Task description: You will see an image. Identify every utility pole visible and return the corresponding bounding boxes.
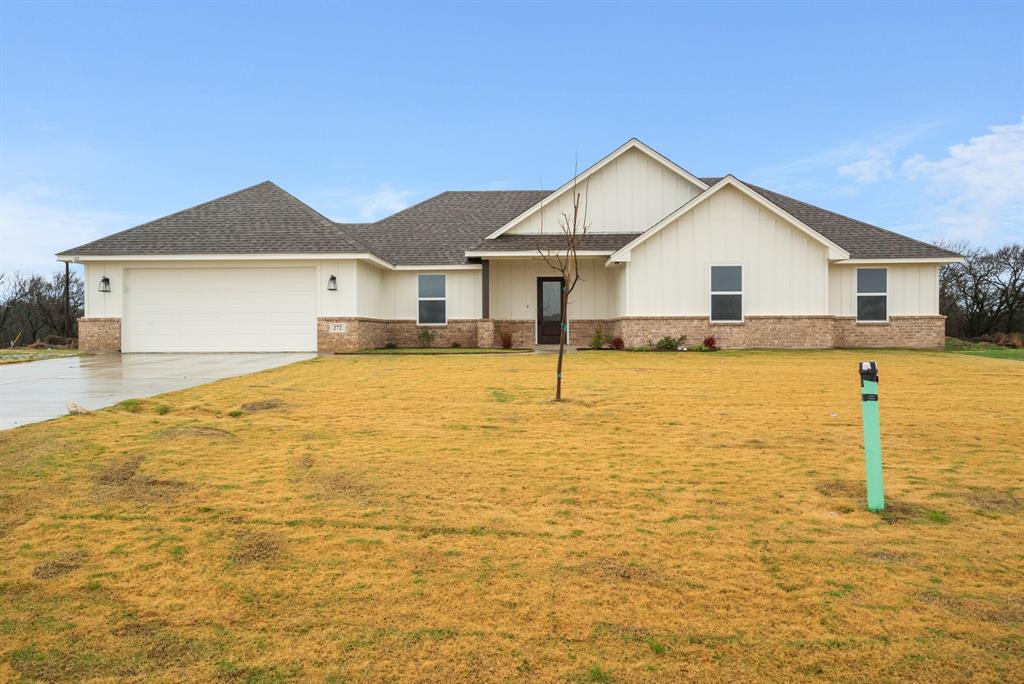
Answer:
[64,261,71,338]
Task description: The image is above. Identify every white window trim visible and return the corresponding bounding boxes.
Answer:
[855,267,888,324]
[417,273,447,326]
[710,264,744,324]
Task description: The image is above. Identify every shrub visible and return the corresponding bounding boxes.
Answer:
[977,332,1024,348]
[654,336,679,352]
[43,334,75,347]
[689,344,705,352]
[589,330,609,350]
[383,341,398,349]
[610,336,625,350]
[450,341,462,348]
[417,329,436,348]
[498,331,514,349]
[702,335,719,351]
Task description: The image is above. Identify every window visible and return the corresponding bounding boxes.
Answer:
[710,265,742,322]
[417,274,446,324]
[856,268,887,322]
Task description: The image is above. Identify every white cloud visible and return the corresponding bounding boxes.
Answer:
[0,183,138,274]
[838,153,893,184]
[309,183,416,223]
[902,121,1024,243]
[350,184,414,221]
[749,121,940,193]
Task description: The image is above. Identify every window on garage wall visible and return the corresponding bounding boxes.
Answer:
[417,274,446,325]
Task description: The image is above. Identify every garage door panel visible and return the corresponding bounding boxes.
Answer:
[123,267,317,352]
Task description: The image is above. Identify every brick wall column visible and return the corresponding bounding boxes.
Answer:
[78,318,121,352]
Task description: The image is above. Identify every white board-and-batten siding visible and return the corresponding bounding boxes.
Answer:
[508,148,703,234]
[828,263,939,317]
[366,268,481,320]
[487,258,618,320]
[623,186,829,316]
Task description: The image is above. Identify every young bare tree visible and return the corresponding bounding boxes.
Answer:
[537,169,590,401]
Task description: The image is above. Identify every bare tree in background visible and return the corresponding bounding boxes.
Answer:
[0,271,84,347]
[993,244,1024,333]
[938,240,1024,339]
[537,168,590,401]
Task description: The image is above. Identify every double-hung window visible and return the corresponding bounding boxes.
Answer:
[417,274,446,325]
[856,268,887,322]
[710,265,743,322]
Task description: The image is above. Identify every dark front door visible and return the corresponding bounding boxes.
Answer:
[537,277,563,344]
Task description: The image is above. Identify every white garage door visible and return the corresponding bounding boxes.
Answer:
[123,267,317,352]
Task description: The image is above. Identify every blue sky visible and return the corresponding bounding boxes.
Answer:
[2,0,1022,273]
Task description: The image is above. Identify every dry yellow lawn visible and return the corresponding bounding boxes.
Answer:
[1,350,1022,683]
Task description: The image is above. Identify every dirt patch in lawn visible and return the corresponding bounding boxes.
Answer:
[858,548,912,563]
[94,453,188,503]
[587,557,660,584]
[815,479,864,499]
[230,530,284,565]
[32,550,88,579]
[964,487,1021,513]
[155,425,236,441]
[239,399,286,412]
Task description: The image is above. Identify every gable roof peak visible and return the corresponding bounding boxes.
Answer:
[484,138,708,240]
[57,179,371,258]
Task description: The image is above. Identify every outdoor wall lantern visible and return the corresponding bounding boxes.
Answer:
[98,276,111,293]
[327,275,337,291]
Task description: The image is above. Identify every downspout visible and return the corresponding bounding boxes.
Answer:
[481,259,490,319]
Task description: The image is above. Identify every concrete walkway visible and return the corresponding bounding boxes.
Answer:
[0,353,315,430]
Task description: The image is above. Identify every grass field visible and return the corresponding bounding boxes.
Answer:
[1,350,1022,682]
[945,337,1024,361]
[0,348,78,365]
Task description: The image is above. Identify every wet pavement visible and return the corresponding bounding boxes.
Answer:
[0,353,315,430]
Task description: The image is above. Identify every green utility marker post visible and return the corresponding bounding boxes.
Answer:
[858,361,885,512]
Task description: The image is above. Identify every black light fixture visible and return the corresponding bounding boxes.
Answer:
[327,274,337,291]
[98,276,111,293]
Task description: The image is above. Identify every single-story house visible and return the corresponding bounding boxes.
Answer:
[58,139,960,353]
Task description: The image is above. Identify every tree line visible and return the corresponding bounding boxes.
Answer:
[939,242,1023,341]
[0,271,84,347]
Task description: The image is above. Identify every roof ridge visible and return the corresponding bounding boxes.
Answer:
[264,182,383,257]
[58,180,277,255]
[742,181,960,257]
[435,189,553,194]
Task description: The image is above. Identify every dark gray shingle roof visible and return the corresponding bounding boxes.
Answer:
[58,181,369,256]
[469,232,642,253]
[700,178,959,260]
[342,191,551,265]
[59,176,957,264]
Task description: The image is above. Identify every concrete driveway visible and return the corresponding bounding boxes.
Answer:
[0,353,315,430]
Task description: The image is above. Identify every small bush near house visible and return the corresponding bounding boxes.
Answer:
[589,330,609,349]
[703,335,719,351]
[976,332,1024,348]
[417,329,436,348]
[450,341,462,348]
[610,336,625,350]
[499,331,514,349]
[383,341,398,349]
[689,344,706,352]
[43,334,76,347]
[654,336,679,352]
